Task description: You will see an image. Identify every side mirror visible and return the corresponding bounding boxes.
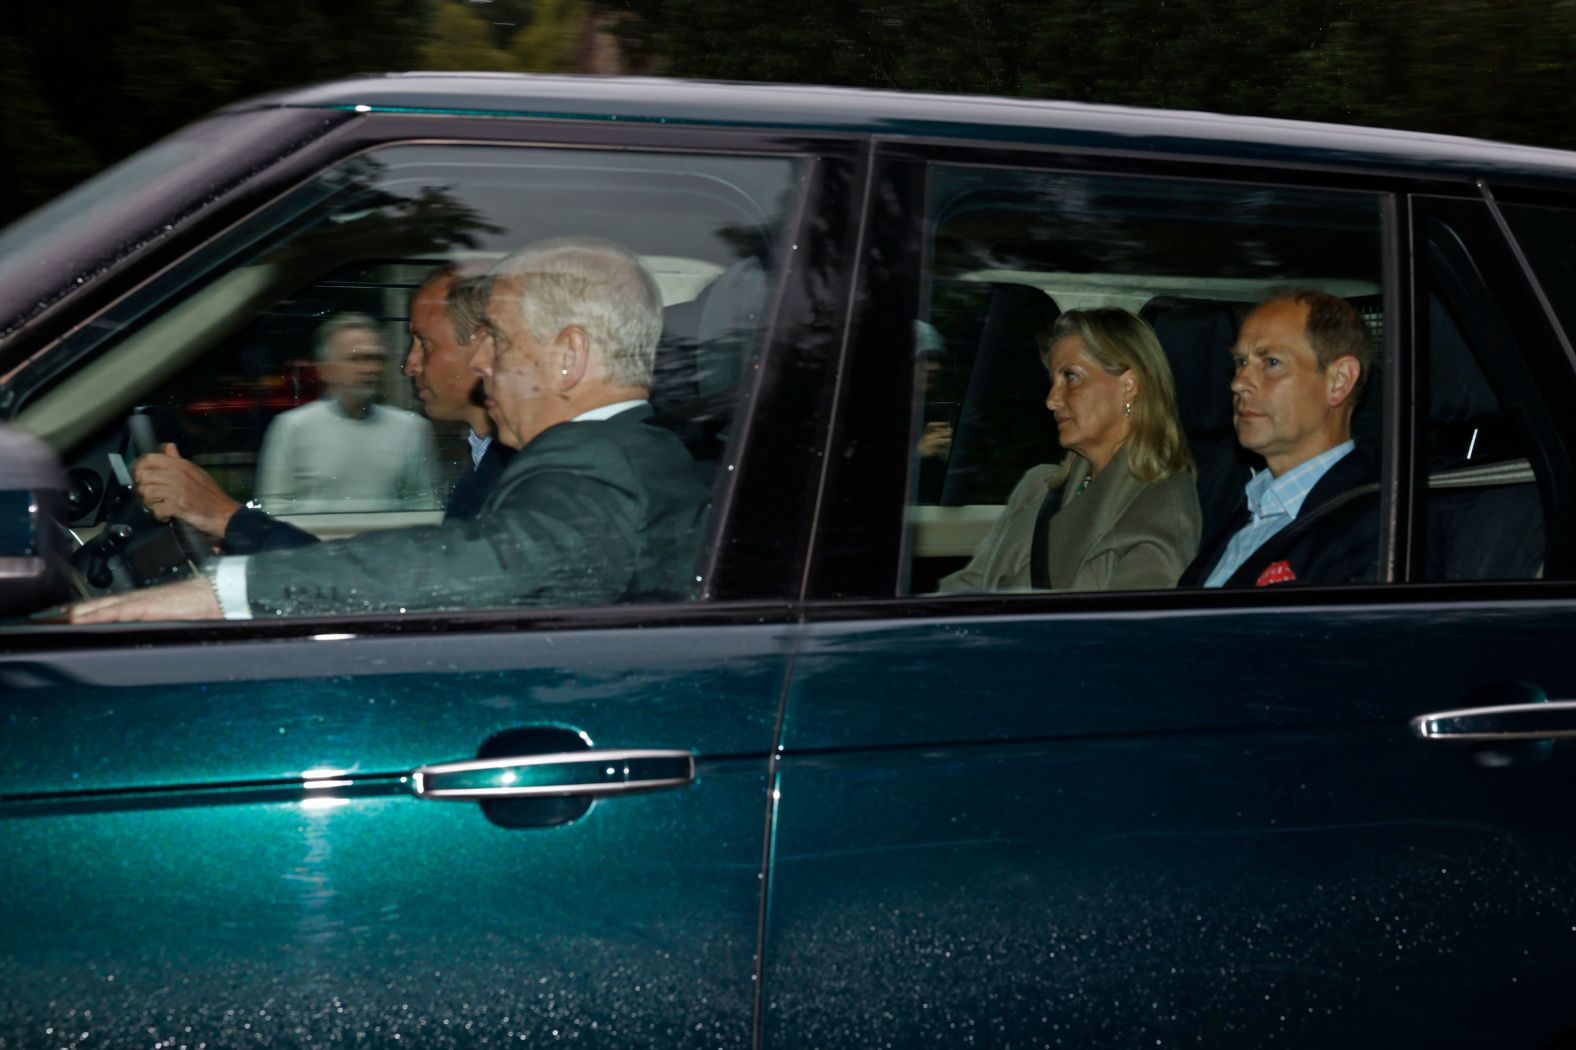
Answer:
[0,426,73,617]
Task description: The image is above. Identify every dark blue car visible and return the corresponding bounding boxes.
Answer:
[3,74,1576,1048]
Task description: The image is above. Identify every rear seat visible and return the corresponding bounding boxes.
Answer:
[1424,294,1544,580]
[929,280,1061,507]
[1147,299,1257,546]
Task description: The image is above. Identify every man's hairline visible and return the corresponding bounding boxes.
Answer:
[1238,299,1365,380]
[411,272,484,350]
[325,325,386,358]
[1260,294,1370,376]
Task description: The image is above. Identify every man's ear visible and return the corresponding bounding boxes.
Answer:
[1326,355,1361,407]
[555,325,591,390]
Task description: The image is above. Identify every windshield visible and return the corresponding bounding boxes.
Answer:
[0,107,347,344]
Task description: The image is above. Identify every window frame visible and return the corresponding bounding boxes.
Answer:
[1,113,872,643]
[804,136,1576,612]
[1406,191,1576,583]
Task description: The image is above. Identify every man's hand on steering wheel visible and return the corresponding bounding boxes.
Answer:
[133,443,241,545]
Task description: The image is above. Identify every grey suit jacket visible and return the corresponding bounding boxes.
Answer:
[939,446,1202,593]
[240,405,711,617]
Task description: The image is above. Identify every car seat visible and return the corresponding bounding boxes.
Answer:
[929,281,1061,507]
[1148,299,1258,547]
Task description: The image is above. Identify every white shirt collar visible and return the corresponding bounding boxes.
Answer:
[572,399,647,423]
[1245,440,1355,522]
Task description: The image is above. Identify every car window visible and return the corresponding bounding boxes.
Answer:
[905,164,1387,595]
[1501,201,1576,344]
[1419,205,1571,581]
[8,143,808,620]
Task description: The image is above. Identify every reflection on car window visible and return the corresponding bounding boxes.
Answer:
[0,110,324,338]
[1420,213,1554,582]
[1502,202,1576,347]
[906,165,1386,595]
[11,145,807,621]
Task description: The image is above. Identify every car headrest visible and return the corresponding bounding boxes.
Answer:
[652,295,705,410]
[933,280,1062,506]
[1429,294,1500,423]
[1152,303,1237,437]
[696,257,767,401]
[651,256,768,422]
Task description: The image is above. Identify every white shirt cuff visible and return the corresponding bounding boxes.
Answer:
[212,556,254,620]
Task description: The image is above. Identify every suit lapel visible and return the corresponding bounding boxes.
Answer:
[1221,445,1375,588]
[1044,450,1144,588]
[1181,487,1249,587]
[478,405,649,515]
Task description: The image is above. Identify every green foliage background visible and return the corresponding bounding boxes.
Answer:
[3,0,1574,225]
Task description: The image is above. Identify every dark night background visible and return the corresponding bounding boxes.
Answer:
[3,0,1575,225]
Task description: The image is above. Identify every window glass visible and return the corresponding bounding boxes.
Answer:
[1502,201,1576,344]
[1419,211,1553,581]
[908,165,1385,595]
[0,109,322,338]
[9,144,806,620]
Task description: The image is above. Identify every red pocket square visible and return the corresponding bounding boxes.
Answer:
[1255,560,1297,586]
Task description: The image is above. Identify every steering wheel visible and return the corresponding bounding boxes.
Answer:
[68,409,211,595]
[0,428,90,617]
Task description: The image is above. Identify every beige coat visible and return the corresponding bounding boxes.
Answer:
[938,446,1201,593]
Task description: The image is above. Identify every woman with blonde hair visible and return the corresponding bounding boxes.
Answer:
[940,307,1201,592]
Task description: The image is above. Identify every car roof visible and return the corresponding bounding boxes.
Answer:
[240,72,1576,186]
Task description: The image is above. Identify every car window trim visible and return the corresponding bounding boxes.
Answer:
[1412,191,1576,582]
[1478,179,1576,377]
[3,598,806,651]
[867,138,1490,197]
[796,580,1576,625]
[811,140,1411,605]
[4,118,870,619]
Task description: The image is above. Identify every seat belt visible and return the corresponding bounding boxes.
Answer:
[1029,486,1065,590]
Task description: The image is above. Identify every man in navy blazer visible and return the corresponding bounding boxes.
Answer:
[1182,289,1380,588]
[132,264,509,551]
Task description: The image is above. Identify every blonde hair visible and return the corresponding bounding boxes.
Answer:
[1042,308,1194,483]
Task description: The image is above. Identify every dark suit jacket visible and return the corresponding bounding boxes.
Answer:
[238,406,711,616]
[225,440,514,554]
[1181,445,1380,588]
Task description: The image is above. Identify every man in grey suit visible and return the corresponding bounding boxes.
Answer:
[72,237,712,622]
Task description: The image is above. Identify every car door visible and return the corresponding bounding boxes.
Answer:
[0,109,864,1048]
[762,143,1576,1047]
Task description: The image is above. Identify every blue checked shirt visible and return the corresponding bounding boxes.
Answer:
[466,428,493,470]
[1204,440,1355,587]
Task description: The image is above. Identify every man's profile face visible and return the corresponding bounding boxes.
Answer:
[1229,299,1346,475]
[322,327,387,404]
[404,277,479,424]
[470,275,559,450]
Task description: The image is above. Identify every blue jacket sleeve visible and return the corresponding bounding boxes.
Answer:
[223,507,321,555]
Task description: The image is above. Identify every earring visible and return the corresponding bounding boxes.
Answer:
[1123,401,1132,417]
[561,368,569,376]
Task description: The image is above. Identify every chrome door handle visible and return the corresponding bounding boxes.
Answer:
[1411,701,1576,741]
[411,749,694,801]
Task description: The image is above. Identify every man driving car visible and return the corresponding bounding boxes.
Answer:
[133,264,506,552]
[71,236,711,622]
